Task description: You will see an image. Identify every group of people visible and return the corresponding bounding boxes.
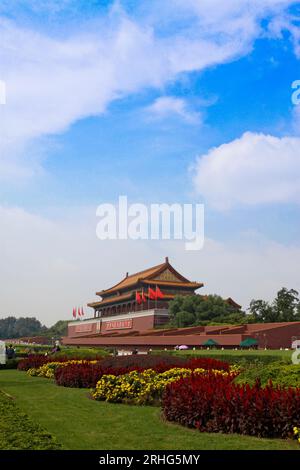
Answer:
[45,341,61,356]
[6,344,16,360]
[5,341,61,360]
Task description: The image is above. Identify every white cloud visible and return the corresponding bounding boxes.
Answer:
[268,10,300,57]
[0,204,299,325]
[193,132,300,210]
[146,96,201,124]
[0,1,298,180]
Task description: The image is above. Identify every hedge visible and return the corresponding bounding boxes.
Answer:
[0,391,61,450]
[235,363,300,388]
[158,351,287,365]
[0,359,20,370]
[98,354,229,370]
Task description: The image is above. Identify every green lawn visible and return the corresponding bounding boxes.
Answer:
[0,370,298,450]
[155,349,293,364]
[157,349,292,358]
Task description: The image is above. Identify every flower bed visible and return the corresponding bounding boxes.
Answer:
[54,362,138,388]
[293,426,300,444]
[54,355,230,388]
[93,367,234,405]
[27,360,98,379]
[18,354,102,371]
[162,374,300,439]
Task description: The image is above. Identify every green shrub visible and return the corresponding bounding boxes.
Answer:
[54,347,109,359]
[155,351,286,365]
[235,363,300,388]
[0,359,20,370]
[0,391,61,450]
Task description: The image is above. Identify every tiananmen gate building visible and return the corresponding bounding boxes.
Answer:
[63,258,300,352]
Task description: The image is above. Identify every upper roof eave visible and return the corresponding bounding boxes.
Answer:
[95,258,199,297]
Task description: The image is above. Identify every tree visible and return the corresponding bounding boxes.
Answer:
[274,288,300,322]
[248,299,275,323]
[45,320,68,338]
[0,316,46,339]
[0,317,68,339]
[248,288,300,323]
[173,311,196,327]
[169,294,246,327]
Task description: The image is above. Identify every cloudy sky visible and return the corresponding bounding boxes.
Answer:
[0,0,300,325]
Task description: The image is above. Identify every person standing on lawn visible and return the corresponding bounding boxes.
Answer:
[6,344,16,360]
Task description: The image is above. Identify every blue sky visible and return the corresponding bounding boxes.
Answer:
[1,1,300,324]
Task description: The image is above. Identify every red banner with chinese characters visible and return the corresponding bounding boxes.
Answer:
[75,323,93,333]
[105,319,133,330]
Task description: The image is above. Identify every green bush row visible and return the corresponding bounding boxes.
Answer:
[53,347,109,359]
[0,391,61,450]
[155,351,287,365]
[235,363,300,388]
[0,359,20,370]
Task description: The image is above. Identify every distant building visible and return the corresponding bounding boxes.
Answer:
[87,257,203,320]
[64,258,272,352]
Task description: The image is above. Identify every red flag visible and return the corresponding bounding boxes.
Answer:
[136,291,142,305]
[81,307,85,316]
[141,291,147,303]
[156,286,164,299]
[77,307,81,317]
[148,287,157,300]
[72,307,76,318]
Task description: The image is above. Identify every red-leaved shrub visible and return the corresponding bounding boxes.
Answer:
[163,373,300,438]
[185,357,230,372]
[18,355,65,371]
[98,354,229,372]
[54,363,141,388]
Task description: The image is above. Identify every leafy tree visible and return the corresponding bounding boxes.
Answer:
[274,288,300,322]
[248,300,276,323]
[45,320,68,338]
[0,317,68,339]
[173,311,196,327]
[248,288,300,323]
[169,294,246,327]
[0,317,46,339]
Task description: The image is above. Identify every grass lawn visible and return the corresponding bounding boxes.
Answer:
[158,349,292,357]
[0,370,298,450]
